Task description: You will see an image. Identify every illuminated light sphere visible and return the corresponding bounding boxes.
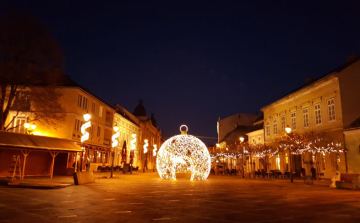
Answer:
[156,125,211,181]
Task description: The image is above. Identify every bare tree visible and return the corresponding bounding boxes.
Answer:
[0,10,65,131]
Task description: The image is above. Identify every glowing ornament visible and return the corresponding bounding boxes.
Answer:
[156,125,211,181]
[144,139,149,153]
[153,144,157,156]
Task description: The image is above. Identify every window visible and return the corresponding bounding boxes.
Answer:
[303,108,309,128]
[92,102,96,113]
[77,94,88,109]
[291,112,296,130]
[82,97,88,109]
[327,98,335,121]
[74,119,81,132]
[252,137,256,143]
[266,121,270,136]
[99,105,103,117]
[314,103,322,125]
[257,136,261,143]
[77,94,83,107]
[12,117,26,134]
[97,126,101,137]
[281,116,285,133]
[273,118,278,135]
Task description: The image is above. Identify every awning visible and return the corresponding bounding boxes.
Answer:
[0,131,82,152]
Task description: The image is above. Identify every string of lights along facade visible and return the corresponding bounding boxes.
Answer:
[261,56,360,178]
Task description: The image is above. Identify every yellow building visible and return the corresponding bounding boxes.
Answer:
[6,78,116,173]
[261,57,360,178]
[113,105,141,168]
[133,100,162,171]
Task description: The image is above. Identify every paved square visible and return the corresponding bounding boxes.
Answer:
[1,173,360,222]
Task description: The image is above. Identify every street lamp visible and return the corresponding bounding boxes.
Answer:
[111,124,120,178]
[284,125,294,182]
[239,137,245,178]
[143,139,148,172]
[24,122,36,134]
[285,125,292,134]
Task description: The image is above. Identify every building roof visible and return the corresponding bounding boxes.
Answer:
[0,131,82,152]
[344,116,360,130]
[262,57,360,111]
[220,125,253,144]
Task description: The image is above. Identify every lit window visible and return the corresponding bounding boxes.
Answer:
[327,98,336,121]
[303,108,309,128]
[291,112,296,130]
[314,103,322,125]
[281,116,285,133]
[266,121,270,136]
[12,117,26,134]
[74,119,81,132]
[273,118,278,135]
[99,106,103,117]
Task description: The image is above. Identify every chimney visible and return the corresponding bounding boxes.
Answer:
[346,54,360,63]
[305,77,316,85]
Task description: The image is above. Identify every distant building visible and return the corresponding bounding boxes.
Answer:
[217,113,262,148]
[133,100,162,170]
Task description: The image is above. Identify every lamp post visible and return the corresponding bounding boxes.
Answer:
[111,125,119,178]
[153,144,157,172]
[240,137,245,178]
[143,139,148,173]
[80,112,91,172]
[284,125,294,182]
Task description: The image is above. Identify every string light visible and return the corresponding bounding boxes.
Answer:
[153,144,157,156]
[131,134,137,150]
[144,139,148,153]
[156,125,211,181]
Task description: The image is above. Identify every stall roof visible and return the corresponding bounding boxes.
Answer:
[0,131,82,152]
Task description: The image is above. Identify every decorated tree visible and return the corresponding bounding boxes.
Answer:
[0,10,65,131]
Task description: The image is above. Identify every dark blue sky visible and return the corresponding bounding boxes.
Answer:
[3,1,360,144]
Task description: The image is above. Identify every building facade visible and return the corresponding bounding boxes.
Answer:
[261,57,360,178]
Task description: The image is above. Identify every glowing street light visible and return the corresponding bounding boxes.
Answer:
[240,137,244,142]
[285,125,292,134]
[24,122,36,134]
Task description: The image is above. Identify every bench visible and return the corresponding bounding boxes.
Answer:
[330,172,360,189]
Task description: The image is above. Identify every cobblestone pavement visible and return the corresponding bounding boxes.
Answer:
[1,172,360,223]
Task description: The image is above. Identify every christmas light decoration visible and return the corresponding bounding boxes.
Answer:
[112,126,120,147]
[131,134,137,150]
[153,144,157,156]
[156,125,211,181]
[81,113,91,143]
[144,139,148,153]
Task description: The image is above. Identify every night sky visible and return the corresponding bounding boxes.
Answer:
[3,1,360,144]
